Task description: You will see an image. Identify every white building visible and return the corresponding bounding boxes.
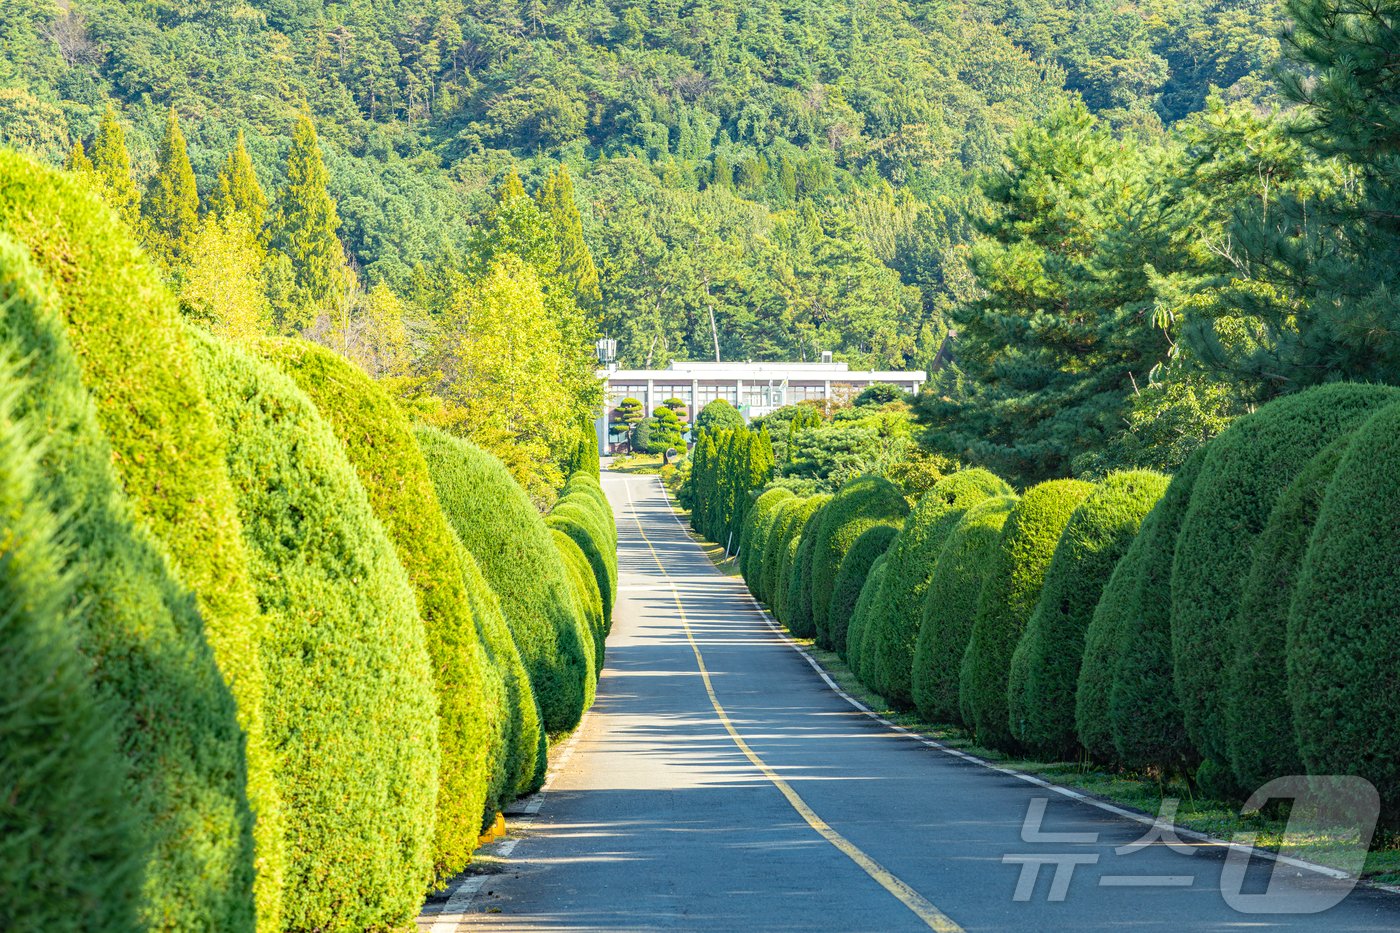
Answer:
[597,360,927,453]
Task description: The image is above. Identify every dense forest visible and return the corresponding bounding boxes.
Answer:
[0,0,1395,483]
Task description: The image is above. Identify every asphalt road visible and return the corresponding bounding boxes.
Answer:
[420,470,1400,932]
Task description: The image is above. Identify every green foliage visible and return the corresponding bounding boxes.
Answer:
[1074,533,1144,763]
[1106,447,1207,772]
[785,502,829,638]
[760,496,808,613]
[554,529,605,679]
[254,337,496,884]
[0,325,141,932]
[911,495,1017,725]
[862,468,1013,706]
[740,487,795,597]
[1289,400,1400,820]
[417,425,595,733]
[535,163,600,306]
[846,554,891,681]
[268,113,346,328]
[832,524,898,666]
[809,474,910,651]
[85,104,139,229]
[211,130,268,230]
[141,109,199,270]
[195,331,439,933]
[548,495,618,629]
[0,154,274,931]
[1007,471,1169,759]
[960,479,1094,751]
[775,495,830,628]
[1226,438,1349,792]
[1170,383,1398,774]
[695,399,744,434]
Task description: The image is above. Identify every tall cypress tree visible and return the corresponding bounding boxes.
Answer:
[212,130,268,232]
[268,113,346,329]
[535,163,601,306]
[87,104,140,229]
[65,140,93,174]
[143,107,200,269]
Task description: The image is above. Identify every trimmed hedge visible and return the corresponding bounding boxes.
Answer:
[0,175,264,928]
[1074,530,1143,762]
[0,340,142,933]
[1105,448,1206,773]
[453,534,543,799]
[740,487,795,599]
[960,479,1093,751]
[554,528,605,678]
[810,474,910,650]
[1225,438,1350,791]
[775,495,830,626]
[1171,383,1398,773]
[254,337,496,883]
[831,524,899,666]
[548,495,617,628]
[847,555,891,682]
[785,501,829,638]
[1008,471,1168,759]
[417,425,595,733]
[911,495,1017,724]
[862,469,1012,706]
[761,497,808,614]
[562,473,615,546]
[194,332,439,933]
[1289,399,1400,819]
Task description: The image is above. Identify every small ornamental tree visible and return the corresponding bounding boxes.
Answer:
[960,479,1094,751]
[630,417,654,455]
[862,469,1013,706]
[651,406,685,452]
[1007,471,1169,759]
[912,495,1018,724]
[695,398,744,434]
[613,397,645,438]
[809,474,910,651]
[831,524,897,668]
[194,331,439,933]
[1289,400,1400,821]
[1171,383,1398,779]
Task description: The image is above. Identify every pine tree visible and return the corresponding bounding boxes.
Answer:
[268,113,347,329]
[477,165,557,277]
[65,139,93,174]
[212,130,268,232]
[87,104,140,229]
[143,107,200,269]
[536,163,601,306]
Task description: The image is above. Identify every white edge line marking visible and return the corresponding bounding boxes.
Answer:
[647,474,1400,897]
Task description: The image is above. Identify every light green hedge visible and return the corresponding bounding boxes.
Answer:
[1008,471,1168,759]
[784,502,829,638]
[741,487,795,601]
[810,475,909,651]
[775,496,829,628]
[760,497,806,611]
[195,332,439,933]
[255,337,497,883]
[911,495,1017,725]
[831,524,898,667]
[862,469,1012,706]
[960,479,1093,752]
[554,528,605,679]
[417,425,595,733]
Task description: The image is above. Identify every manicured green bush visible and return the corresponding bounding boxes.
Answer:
[0,177,264,928]
[911,495,1017,724]
[548,499,617,628]
[695,398,745,434]
[1106,448,1206,773]
[1008,471,1168,759]
[1171,383,1398,775]
[862,469,1013,706]
[785,501,830,638]
[417,425,596,733]
[761,497,807,613]
[847,555,891,682]
[831,524,899,664]
[1074,531,1142,763]
[562,472,615,546]
[1225,438,1350,791]
[453,534,543,800]
[742,487,796,600]
[0,341,142,933]
[773,495,830,625]
[554,528,605,677]
[254,337,497,884]
[194,332,439,933]
[1289,399,1400,820]
[960,479,1094,751]
[810,474,910,650]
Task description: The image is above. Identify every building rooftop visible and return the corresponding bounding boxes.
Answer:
[601,360,926,382]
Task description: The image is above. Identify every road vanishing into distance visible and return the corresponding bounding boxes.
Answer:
[419,471,1400,932]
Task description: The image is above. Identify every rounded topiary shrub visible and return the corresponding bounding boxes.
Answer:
[554,528,605,678]
[1106,448,1206,773]
[960,479,1094,752]
[740,487,795,599]
[1008,471,1169,759]
[830,524,899,665]
[1074,531,1143,763]
[561,473,615,546]
[255,336,497,884]
[847,555,892,683]
[0,343,143,933]
[453,534,543,800]
[862,469,1013,706]
[785,501,830,638]
[1171,383,1398,774]
[761,497,808,615]
[775,495,829,627]
[911,495,1017,725]
[417,425,595,733]
[548,496,616,629]
[194,332,439,933]
[1288,400,1400,821]
[1225,437,1351,792]
[1,152,275,929]
[810,475,910,651]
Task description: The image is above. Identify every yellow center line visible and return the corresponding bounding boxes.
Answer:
[622,477,965,933]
